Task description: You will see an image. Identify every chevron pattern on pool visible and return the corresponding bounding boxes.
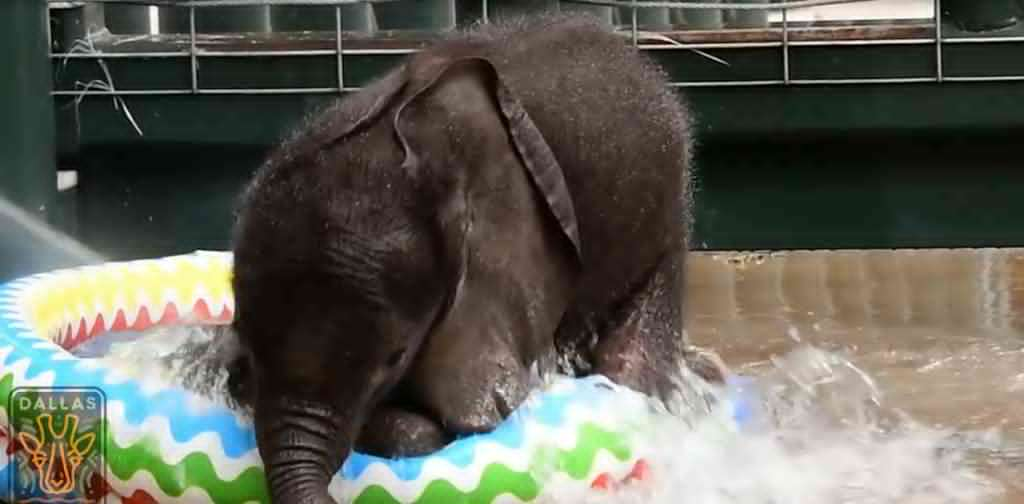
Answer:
[0,251,652,503]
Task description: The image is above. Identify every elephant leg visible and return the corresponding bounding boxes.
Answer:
[591,250,727,402]
[354,406,453,458]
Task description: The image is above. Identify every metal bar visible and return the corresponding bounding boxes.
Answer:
[557,0,877,7]
[195,87,342,93]
[50,48,422,59]
[943,75,1024,82]
[935,0,943,82]
[482,0,488,24]
[53,88,344,95]
[189,5,198,93]
[204,47,419,56]
[342,4,350,93]
[631,1,639,47]
[340,48,419,55]
[786,77,939,84]
[52,89,194,95]
[46,0,405,6]
[781,5,789,84]
[787,38,937,47]
[639,41,784,49]
[49,48,419,58]
[944,35,1024,43]
[672,76,947,86]
[51,51,190,58]
[46,0,875,9]
[669,80,785,87]
[196,49,340,56]
[45,5,54,56]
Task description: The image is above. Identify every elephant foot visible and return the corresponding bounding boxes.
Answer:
[354,406,454,458]
[592,250,727,405]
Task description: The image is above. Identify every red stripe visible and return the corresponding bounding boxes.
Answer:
[71,317,89,348]
[121,489,158,504]
[130,306,152,331]
[89,313,107,338]
[625,458,651,482]
[217,306,234,322]
[85,470,114,501]
[192,299,212,322]
[591,472,617,491]
[110,309,128,332]
[157,302,179,326]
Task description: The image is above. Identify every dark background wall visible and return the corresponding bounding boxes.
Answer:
[6,1,1024,282]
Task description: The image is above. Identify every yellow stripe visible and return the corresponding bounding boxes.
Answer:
[16,253,235,343]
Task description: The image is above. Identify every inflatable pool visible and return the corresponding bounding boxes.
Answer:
[0,251,751,503]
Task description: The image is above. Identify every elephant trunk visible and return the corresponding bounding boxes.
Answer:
[256,397,356,504]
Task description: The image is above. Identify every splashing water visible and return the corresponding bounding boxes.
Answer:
[554,344,1006,504]
[72,327,1011,504]
[73,323,245,411]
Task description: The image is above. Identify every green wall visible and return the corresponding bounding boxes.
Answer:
[6,2,1024,282]
[1,0,56,214]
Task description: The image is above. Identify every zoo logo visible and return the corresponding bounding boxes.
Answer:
[7,387,107,503]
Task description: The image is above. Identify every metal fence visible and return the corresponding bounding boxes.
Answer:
[46,0,1024,98]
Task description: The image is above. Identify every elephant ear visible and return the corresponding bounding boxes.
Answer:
[392,56,583,266]
[322,67,409,144]
[287,66,410,164]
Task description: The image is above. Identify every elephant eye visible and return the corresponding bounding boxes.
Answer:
[385,348,406,367]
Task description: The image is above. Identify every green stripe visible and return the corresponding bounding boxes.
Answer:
[105,430,270,503]
[354,422,635,504]
[355,464,539,504]
[0,372,14,410]
[532,423,633,479]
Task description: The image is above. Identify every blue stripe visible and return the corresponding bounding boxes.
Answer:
[0,460,12,498]
[341,377,604,481]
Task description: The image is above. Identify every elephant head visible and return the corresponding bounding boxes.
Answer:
[229,54,582,504]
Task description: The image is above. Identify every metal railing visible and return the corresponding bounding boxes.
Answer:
[46,0,1024,97]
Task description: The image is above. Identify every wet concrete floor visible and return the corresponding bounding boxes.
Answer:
[685,248,1024,501]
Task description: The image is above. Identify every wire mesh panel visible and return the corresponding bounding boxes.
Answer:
[45,0,1024,98]
[36,0,1024,255]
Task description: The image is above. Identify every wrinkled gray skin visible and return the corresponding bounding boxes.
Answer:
[227,12,725,504]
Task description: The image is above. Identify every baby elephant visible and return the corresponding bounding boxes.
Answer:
[228,12,724,504]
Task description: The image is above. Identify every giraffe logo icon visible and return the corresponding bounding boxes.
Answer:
[8,388,106,503]
[18,413,96,495]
